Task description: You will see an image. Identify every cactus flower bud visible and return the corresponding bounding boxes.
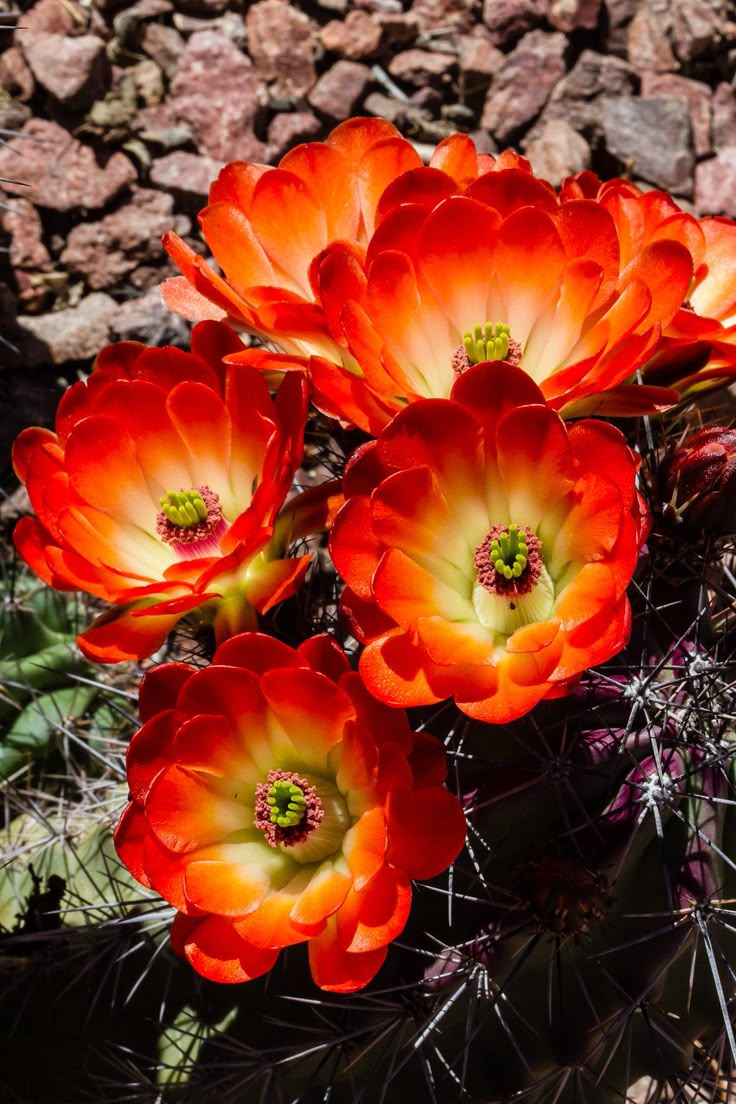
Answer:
[661,427,736,536]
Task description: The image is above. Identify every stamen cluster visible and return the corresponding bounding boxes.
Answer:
[254,769,323,847]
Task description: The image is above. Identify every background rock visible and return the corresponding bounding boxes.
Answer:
[0,0,735,453]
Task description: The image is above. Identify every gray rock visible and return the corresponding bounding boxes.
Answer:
[640,72,712,157]
[17,292,118,365]
[109,285,191,347]
[481,30,567,144]
[134,103,193,148]
[531,49,636,140]
[308,60,373,119]
[694,148,736,218]
[602,96,694,195]
[0,119,137,212]
[522,118,592,185]
[170,30,265,162]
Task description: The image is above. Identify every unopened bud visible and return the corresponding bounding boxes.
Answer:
[660,426,736,536]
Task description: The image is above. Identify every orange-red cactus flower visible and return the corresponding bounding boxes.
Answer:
[330,363,648,724]
[162,118,496,352]
[161,118,518,375]
[560,173,736,405]
[12,321,336,663]
[298,165,695,430]
[114,632,466,992]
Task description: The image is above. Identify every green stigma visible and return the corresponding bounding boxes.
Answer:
[159,489,208,529]
[266,779,307,828]
[489,524,529,580]
[463,322,511,365]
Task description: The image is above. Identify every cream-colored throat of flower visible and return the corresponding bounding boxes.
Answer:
[472,523,555,637]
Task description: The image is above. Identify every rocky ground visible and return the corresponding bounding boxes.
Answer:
[0,0,734,485]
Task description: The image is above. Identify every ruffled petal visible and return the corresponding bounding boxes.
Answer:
[308,916,388,992]
[173,913,280,984]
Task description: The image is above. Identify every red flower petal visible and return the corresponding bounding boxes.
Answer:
[336,864,412,954]
[308,917,388,993]
[113,803,151,888]
[138,662,193,723]
[173,913,280,984]
[146,764,253,852]
[342,806,387,891]
[386,784,466,880]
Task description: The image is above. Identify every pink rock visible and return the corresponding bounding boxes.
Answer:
[60,188,180,290]
[17,0,76,35]
[712,82,736,149]
[246,0,317,101]
[626,6,676,72]
[0,47,34,101]
[0,197,51,270]
[0,120,137,212]
[141,22,186,78]
[21,32,109,110]
[308,60,372,119]
[481,30,567,143]
[640,72,711,157]
[523,118,591,185]
[458,27,504,92]
[604,0,638,51]
[547,0,601,31]
[388,48,457,87]
[149,150,225,200]
[411,0,476,32]
[320,10,383,60]
[267,111,322,158]
[377,12,420,45]
[481,0,547,48]
[670,0,728,63]
[694,148,736,218]
[169,30,265,162]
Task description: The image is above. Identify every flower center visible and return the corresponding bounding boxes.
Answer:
[472,523,555,636]
[254,770,323,848]
[155,485,228,559]
[160,488,209,528]
[451,321,523,376]
[475,524,541,594]
[466,321,511,364]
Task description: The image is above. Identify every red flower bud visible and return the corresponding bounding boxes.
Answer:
[660,426,736,536]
